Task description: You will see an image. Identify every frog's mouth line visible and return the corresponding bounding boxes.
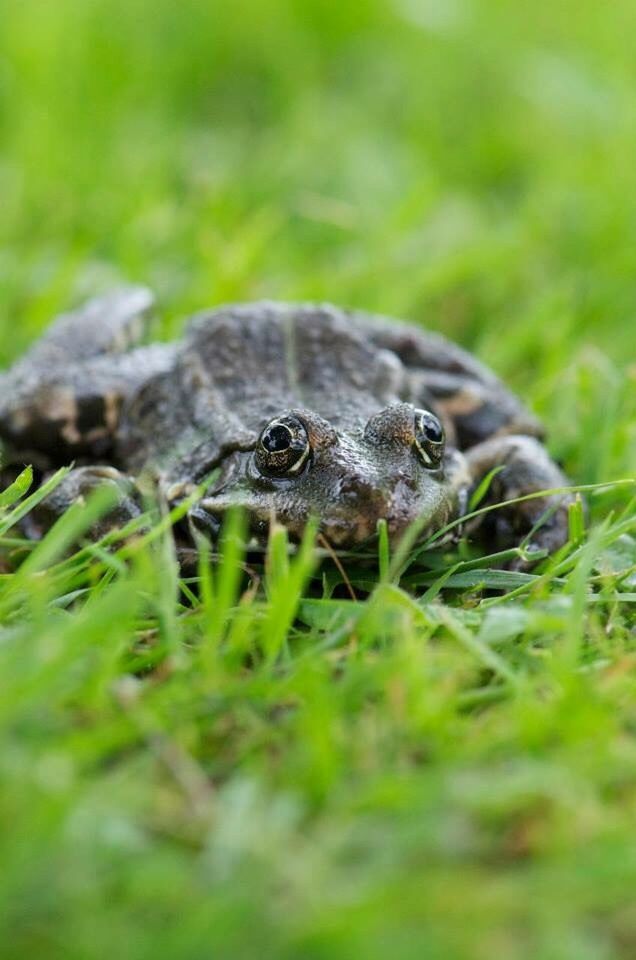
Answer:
[190,494,464,555]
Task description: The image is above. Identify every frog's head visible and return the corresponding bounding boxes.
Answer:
[191,403,468,549]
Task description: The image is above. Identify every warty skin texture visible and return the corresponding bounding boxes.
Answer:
[0,289,571,556]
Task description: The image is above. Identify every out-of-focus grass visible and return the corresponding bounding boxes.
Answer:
[0,1,635,957]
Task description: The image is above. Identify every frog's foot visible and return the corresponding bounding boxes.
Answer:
[465,435,574,565]
[24,466,144,541]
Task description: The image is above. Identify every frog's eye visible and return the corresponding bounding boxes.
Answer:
[414,409,445,468]
[256,416,311,477]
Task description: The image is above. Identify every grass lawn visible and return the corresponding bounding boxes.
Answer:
[1,1,635,957]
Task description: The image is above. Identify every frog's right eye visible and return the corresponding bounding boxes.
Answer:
[256,416,311,477]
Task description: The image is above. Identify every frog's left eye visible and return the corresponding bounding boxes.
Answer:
[414,409,445,468]
[256,415,311,477]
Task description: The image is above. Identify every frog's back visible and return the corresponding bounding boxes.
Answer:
[1,291,541,484]
[119,299,541,474]
[117,302,406,478]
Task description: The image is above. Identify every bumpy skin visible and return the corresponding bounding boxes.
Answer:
[0,288,572,556]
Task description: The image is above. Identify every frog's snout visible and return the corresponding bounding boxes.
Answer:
[337,473,384,505]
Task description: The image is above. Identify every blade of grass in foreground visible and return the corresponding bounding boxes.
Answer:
[196,507,248,665]
[0,466,33,509]
[388,478,636,584]
[0,466,71,537]
[261,520,317,666]
[436,605,520,689]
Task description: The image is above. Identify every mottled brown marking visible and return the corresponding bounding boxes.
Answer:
[46,388,82,444]
[103,392,121,431]
[436,388,483,418]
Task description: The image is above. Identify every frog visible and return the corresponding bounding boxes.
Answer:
[0,287,572,559]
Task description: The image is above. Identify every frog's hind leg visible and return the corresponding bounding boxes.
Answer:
[465,435,574,564]
[0,287,175,461]
[358,317,544,449]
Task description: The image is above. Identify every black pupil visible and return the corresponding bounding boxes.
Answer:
[423,417,443,443]
[262,423,293,453]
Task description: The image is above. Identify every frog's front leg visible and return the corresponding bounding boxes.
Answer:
[24,466,144,541]
[465,435,574,561]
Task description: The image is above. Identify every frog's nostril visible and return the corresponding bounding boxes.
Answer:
[338,475,378,502]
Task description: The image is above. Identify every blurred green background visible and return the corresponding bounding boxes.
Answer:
[1,1,635,958]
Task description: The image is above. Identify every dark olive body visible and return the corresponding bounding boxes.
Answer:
[0,288,572,556]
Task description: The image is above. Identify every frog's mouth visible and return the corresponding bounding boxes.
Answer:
[188,497,463,556]
[190,469,463,552]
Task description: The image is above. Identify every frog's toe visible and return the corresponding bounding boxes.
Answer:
[492,500,570,570]
[187,504,222,543]
[25,466,143,541]
[516,507,571,568]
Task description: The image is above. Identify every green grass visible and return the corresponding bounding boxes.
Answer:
[1,1,635,956]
